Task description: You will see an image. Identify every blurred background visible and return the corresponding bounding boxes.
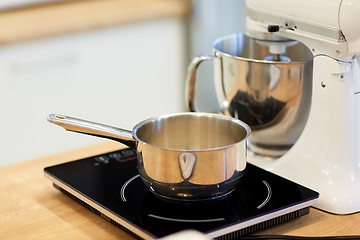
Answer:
[0,0,245,166]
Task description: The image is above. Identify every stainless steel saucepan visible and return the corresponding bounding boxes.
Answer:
[48,113,250,201]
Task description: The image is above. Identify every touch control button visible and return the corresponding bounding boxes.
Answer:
[121,149,136,157]
[94,155,109,164]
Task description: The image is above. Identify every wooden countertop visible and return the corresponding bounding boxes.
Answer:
[0,0,191,46]
[1,141,360,239]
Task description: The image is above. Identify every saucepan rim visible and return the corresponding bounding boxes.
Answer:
[132,112,251,152]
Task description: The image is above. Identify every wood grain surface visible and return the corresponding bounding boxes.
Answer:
[1,141,360,239]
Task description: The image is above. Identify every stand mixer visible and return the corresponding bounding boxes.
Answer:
[245,0,360,214]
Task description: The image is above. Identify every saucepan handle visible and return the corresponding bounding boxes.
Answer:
[47,114,136,149]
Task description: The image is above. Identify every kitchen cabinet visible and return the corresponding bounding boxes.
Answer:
[0,0,190,166]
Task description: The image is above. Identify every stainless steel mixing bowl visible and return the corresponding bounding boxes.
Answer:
[186,33,313,157]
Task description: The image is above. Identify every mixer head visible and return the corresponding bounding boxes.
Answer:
[245,0,360,61]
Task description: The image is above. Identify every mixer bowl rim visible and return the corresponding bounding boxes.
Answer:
[212,32,313,64]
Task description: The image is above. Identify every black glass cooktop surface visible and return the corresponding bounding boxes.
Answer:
[44,148,319,240]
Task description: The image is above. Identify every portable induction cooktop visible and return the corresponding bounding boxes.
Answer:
[44,148,319,240]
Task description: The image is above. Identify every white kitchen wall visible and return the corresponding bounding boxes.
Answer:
[189,0,246,112]
[0,18,186,166]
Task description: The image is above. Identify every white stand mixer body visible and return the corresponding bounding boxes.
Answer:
[246,0,360,214]
[250,56,360,214]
